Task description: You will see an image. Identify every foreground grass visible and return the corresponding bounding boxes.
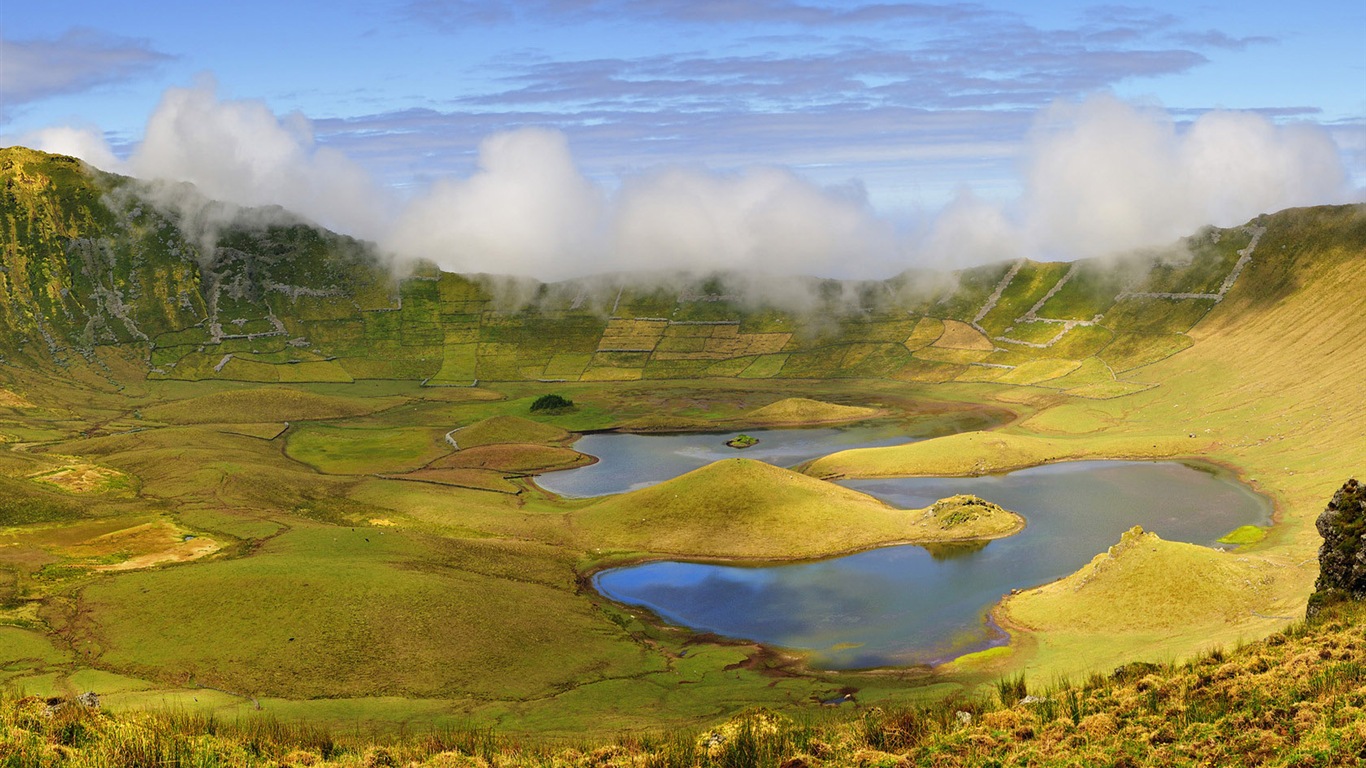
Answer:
[7,602,1366,766]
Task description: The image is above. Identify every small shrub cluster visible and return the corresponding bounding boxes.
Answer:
[528,394,573,414]
[726,434,759,449]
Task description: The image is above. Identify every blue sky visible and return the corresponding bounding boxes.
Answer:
[1,1,1363,277]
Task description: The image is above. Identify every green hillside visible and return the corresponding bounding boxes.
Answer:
[0,146,1287,398]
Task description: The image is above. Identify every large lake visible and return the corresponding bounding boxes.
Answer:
[570,431,1272,669]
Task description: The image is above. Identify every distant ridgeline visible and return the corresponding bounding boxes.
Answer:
[0,146,1353,396]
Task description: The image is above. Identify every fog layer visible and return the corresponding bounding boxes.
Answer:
[15,81,1356,281]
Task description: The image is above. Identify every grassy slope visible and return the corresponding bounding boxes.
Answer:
[427,443,591,473]
[284,423,451,475]
[572,459,1023,559]
[1006,206,1366,677]
[994,527,1282,677]
[805,430,1203,478]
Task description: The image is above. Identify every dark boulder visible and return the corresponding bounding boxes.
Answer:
[1308,478,1366,618]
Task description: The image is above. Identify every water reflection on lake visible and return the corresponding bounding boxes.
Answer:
[594,460,1271,669]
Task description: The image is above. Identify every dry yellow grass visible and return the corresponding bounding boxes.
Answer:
[1064,380,1155,399]
[0,388,34,408]
[27,462,132,495]
[98,536,220,571]
[954,365,1009,384]
[932,319,995,350]
[579,367,643,381]
[388,468,521,493]
[428,443,590,473]
[1004,526,1275,633]
[59,520,221,571]
[902,317,944,351]
[997,358,1081,385]
[206,422,290,440]
[451,415,570,448]
[614,415,715,431]
[142,388,392,424]
[740,397,881,425]
[913,347,992,364]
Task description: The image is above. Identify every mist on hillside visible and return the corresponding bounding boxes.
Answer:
[14,80,1356,308]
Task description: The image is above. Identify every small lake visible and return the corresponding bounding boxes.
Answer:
[537,425,916,498]
[593,459,1271,669]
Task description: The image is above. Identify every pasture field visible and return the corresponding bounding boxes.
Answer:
[139,387,397,425]
[285,423,452,475]
[426,443,592,473]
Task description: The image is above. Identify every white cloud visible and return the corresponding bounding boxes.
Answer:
[18,82,1354,286]
[129,77,390,239]
[920,189,1022,266]
[608,166,897,277]
[386,128,605,280]
[386,129,897,280]
[8,125,121,171]
[931,94,1353,264]
[1180,111,1351,224]
[0,29,170,112]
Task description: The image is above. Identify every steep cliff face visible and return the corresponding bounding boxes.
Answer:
[1309,478,1366,617]
[0,146,395,379]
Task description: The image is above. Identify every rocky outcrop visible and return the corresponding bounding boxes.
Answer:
[1308,478,1366,618]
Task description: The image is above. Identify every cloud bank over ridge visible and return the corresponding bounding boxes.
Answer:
[15,80,1357,282]
[926,96,1353,265]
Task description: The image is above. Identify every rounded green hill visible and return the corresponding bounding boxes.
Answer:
[573,458,1022,559]
[741,397,881,425]
[451,415,571,448]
